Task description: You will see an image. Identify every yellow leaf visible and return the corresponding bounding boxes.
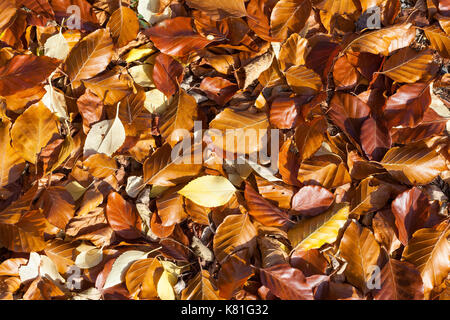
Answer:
[124,47,155,63]
[0,120,25,187]
[44,31,69,61]
[178,175,236,207]
[288,203,350,251]
[144,89,168,114]
[75,246,103,269]
[157,270,176,300]
[107,6,140,48]
[65,181,86,201]
[11,102,59,164]
[129,64,154,87]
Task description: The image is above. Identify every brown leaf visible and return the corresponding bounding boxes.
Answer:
[217,252,253,299]
[278,139,301,186]
[381,48,436,83]
[246,0,274,42]
[350,177,391,216]
[182,269,223,300]
[373,209,402,255]
[270,95,302,129]
[279,33,309,71]
[37,186,75,230]
[402,220,450,298]
[235,50,275,89]
[0,0,16,33]
[0,55,59,96]
[107,6,139,48]
[0,120,25,188]
[143,143,202,187]
[0,210,47,252]
[328,93,371,145]
[392,187,430,245]
[11,102,59,164]
[254,175,294,210]
[150,211,175,238]
[64,28,114,84]
[209,108,269,155]
[270,0,312,41]
[290,249,328,277]
[291,185,334,217]
[200,77,238,106]
[65,208,108,237]
[106,192,141,239]
[380,141,447,185]
[153,53,184,97]
[333,55,359,90]
[156,185,187,227]
[259,264,314,300]
[159,89,198,147]
[77,89,105,133]
[0,258,27,277]
[185,0,247,20]
[244,183,292,228]
[360,116,391,161]
[391,108,448,144]
[145,17,213,57]
[424,25,450,59]
[285,65,322,95]
[295,117,327,160]
[125,258,162,299]
[298,154,352,189]
[374,258,424,300]
[23,276,65,300]
[82,67,132,106]
[44,239,76,274]
[340,221,381,293]
[184,198,210,225]
[343,23,416,56]
[84,153,118,179]
[213,212,257,264]
[383,83,431,128]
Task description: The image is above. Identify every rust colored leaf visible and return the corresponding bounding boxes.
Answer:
[200,77,238,106]
[291,185,334,217]
[391,187,430,245]
[106,192,141,239]
[380,141,447,185]
[340,221,381,293]
[244,183,292,228]
[11,102,59,164]
[383,83,431,128]
[0,55,59,96]
[328,93,371,145]
[374,259,424,300]
[295,117,327,160]
[156,185,187,227]
[402,220,450,297]
[360,116,391,161]
[64,28,114,83]
[185,0,247,20]
[153,53,184,97]
[270,0,312,41]
[107,6,139,48]
[213,212,257,264]
[36,186,75,230]
[145,17,213,57]
[259,264,314,300]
